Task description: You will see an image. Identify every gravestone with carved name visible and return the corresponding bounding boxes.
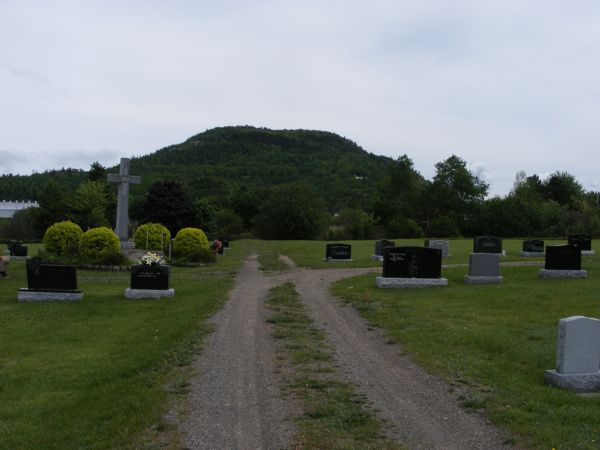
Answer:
[18,257,83,301]
[376,246,447,288]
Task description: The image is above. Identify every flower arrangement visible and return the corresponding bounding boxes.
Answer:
[140,252,165,266]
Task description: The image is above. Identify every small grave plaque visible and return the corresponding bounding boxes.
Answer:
[522,239,544,253]
[539,245,587,278]
[473,236,502,254]
[325,243,352,261]
[131,264,171,290]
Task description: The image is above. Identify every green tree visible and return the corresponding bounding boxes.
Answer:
[253,184,327,239]
[192,198,217,235]
[70,181,109,229]
[215,208,245,237]
[88,161,107,182]
[34,180,71,235]
[140,181,195,235]
[427,155,488,234]
[373,155,425,227]
[540,171,583,206]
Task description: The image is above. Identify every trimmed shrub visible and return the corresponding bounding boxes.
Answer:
[133,223,171,251]
[43,221,83,256]
[173,227,209,257]
[184,247,216,264]
[80,227,121,264]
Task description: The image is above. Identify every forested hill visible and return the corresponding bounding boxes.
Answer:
[133,127,392,209]
[0,126,394,210]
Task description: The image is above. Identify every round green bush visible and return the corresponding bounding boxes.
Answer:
[43,221,83,256]
[133,223,171,251]
[80,227,121,263]
[173,227,209,257]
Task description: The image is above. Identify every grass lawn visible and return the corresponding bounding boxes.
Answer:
[332,256,600,449]
[0,240,253,449]
[252,238,571,268]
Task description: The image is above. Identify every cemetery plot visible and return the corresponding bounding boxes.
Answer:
[568,234,595,255]
[325,243,352,261]
[464,253,503,284]
[18,258,83,301]
[376,246,447,288]
[544,316,600,392]
[539,245,587,278]
[520,239,544,257]
[473,236,503,254]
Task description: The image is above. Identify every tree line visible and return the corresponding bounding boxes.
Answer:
[1,153,598,241]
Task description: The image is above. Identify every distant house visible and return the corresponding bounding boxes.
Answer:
[0,201,39,219]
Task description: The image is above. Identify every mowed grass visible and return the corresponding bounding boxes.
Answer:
[0,241,253,449]
[253,238,571,268]
[332,258,600,449]
[265,283,402,450]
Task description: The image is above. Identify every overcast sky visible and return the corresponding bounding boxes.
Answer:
[1,0,600,196]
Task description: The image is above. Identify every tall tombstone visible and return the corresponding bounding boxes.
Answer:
[544,316,600,392]
[108,158,141,245]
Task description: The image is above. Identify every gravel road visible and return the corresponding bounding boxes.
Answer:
[179,255,513,449]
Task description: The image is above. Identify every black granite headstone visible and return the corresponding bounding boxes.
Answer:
[26,258,78,291]
[545,245,581,270]
[523,239,544,252]
[8,240,28,256]
[568,234,592,251]
[326,243,352,260]
[131,264,170,290]
[382,246,442,278]
[473,236,502,253]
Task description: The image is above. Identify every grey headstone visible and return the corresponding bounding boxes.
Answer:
[556,316,600,374]
[108,157,141,243]
[375,277,448,288]
[468,253,500,277]
[425,239,450,257]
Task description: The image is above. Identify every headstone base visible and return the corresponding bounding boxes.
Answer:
[520,251,545,257]
[464,275,503,285]
[324,258,353,263]
[539,269,588,279]
[371,255,383,262]
[18,289,83,302]
[582,250,596,256]
[544,370,600,393]
[376,277,448,288]
[125,288,175,299]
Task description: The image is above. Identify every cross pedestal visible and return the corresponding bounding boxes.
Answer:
[108,158,141,244]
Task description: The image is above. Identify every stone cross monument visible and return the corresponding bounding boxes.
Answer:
[108,158,141,245]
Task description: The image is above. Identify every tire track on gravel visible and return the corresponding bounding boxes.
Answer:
[180,255,296,450]
[288,266,513,450]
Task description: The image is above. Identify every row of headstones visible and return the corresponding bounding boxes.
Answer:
[14,241,230,302]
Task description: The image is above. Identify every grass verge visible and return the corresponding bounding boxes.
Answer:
[332,259,600,449]
[265,283,403,449]
[0,241,253,449]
